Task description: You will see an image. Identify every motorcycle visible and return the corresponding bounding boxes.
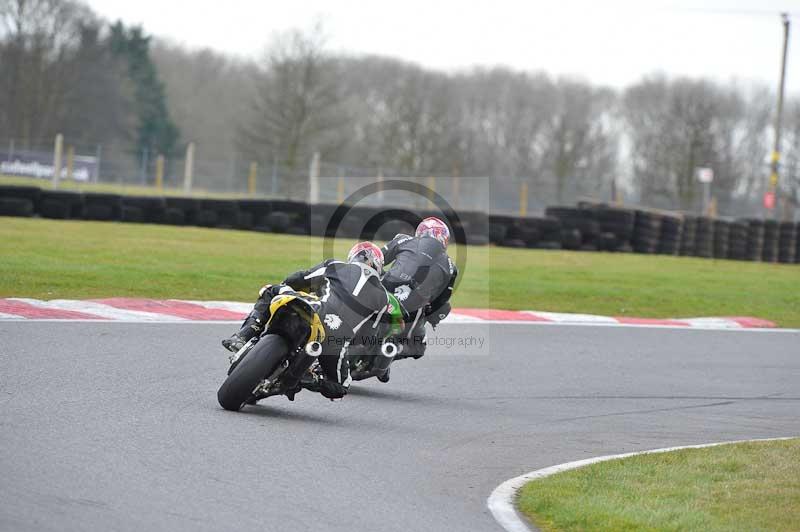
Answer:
[347,339,400,383]
[346,294,406,383]
[217,291,326,411]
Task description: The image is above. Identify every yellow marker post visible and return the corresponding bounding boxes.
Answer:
[66,146,74,180]
[337,176,345,204]
[155,155,164,190]
[427,176,436,202]
[519,181,528,217]
[248,162,258,196]
[770,172,779,188]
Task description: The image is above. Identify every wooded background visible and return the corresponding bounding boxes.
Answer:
[2,0,799,217]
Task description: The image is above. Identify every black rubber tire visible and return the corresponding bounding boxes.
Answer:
[164,207,185,225]
[122,206,144,223]
[465,234,490,246]
[489,224,507,244]
[235,211,254,230]
[266,211,291,233]
[286,225,309,236]
[0,186,41,208]
[0,197,34,217]
[502,238,527,248]
[39,190,84,218]
[40,199,70,219]
[561,228,582,250]
[217,335,289,411]
[84,203,114,221]
[196,210,218,227]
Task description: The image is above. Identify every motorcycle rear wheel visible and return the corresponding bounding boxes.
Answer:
[217,334,289,411]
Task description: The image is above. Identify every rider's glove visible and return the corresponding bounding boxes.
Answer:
[259,284,277,299]
[425,302,451,329]
[283,270,305,289]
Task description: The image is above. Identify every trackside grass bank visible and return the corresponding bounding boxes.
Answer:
[1,217,799,326]
[517,439,800,532]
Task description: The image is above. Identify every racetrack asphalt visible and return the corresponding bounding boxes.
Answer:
[1,322,798,532]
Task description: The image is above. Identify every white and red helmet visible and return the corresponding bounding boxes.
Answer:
[347,241,385,273]
[416,217,450,248]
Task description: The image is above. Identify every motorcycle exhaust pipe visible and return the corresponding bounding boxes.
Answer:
[305,341,323,357]
[284,341,324,388]
[371,341,398,376]
[380,341,398,359]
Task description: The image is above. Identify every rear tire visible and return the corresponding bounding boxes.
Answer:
[217,335,289,411]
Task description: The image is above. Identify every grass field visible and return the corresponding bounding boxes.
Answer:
[1,217,799,326]
[517,439,800,532]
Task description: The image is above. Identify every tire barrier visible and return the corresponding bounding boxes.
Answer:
[679,215,697,256]
[713,220,730,259]
[121,196,167,224]
[0,197,34,217]
[728,221,748,261]
[745,219,765,261]
[693,217,714,258]
[658,213,683,255]
[762,220,779,263]
[795,223,800,265]
[632,210,663,254]
[38,190,84,219]
[164,197,201,225]
[778,222,797,264]
[1,184,798,263]
[83,193,122,221]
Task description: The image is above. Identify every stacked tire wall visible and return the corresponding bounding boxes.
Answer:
[1,184,798,264]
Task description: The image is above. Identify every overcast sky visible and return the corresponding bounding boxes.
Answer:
[86,0,800,94]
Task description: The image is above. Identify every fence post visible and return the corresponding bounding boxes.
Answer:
[519,180,528,217]
[248,162,258,196]
[309,151,320,204]
[94,144,102,183]
[427,176,436,203]
[337,175,345,204]
[53,134,63,189]
[155,155,165,190]
[7,139,14,162]
[66,146,74,180]
[183,142,195,194]
[271,156,278,197]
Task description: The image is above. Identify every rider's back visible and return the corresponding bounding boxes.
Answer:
[382,234,453,312]
[316,260,389,331]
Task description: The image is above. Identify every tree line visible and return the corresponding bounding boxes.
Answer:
[2,0,799,216]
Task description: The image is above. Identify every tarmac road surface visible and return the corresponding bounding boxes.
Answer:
[1,322,798,532]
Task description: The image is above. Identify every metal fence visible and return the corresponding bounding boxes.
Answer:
[1,136,794,220]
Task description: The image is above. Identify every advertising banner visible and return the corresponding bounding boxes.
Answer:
[1,149,97,182]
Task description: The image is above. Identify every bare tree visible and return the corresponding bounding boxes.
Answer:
[0,0,89,146]
[238,26,346,197]
[782,98,800,210]
[543,78,618,203]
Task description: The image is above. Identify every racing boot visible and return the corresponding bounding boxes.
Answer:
[300,377,348,400]
[221,313,265,353]
[377,366,391,383]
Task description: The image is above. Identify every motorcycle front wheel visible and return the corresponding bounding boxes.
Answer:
[217,334,289,411]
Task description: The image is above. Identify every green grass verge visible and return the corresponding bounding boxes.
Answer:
[517,439,800,532]
[1,217,799,326]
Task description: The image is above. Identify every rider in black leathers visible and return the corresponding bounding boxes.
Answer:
[381,217,457,361]
[222,242,393,399]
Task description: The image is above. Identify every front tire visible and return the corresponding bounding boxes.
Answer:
[217,335,289,411]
